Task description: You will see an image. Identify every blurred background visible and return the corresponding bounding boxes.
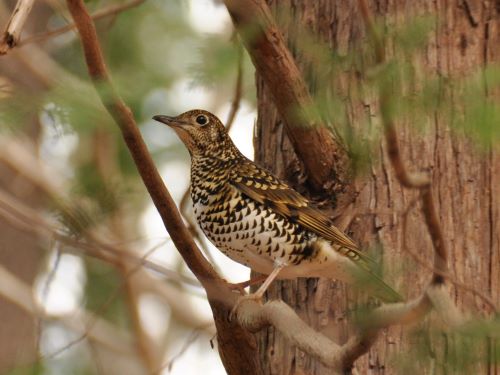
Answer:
[0,0,256,373]
[1,0,499,374]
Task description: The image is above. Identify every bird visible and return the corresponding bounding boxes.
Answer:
[153,109,402,304]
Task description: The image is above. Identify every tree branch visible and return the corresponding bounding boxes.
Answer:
[64,1,263,373]
[0,0,34,54]
[65,0,217,285]
[233,291,434,374]
[223,0,349,191]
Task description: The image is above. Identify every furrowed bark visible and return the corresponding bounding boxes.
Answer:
[223,0,350,192]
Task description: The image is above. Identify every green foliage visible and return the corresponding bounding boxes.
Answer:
[394,322,500,374]
[5,362,45,375]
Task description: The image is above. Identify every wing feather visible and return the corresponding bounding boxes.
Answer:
[229,161,373,265]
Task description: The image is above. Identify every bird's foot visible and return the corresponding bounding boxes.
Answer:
[229,292,264,322]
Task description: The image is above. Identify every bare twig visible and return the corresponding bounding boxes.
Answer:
[65,0,218,285]
[19,0,146,47]
[158,328,203,374]
[36,245,62,354]
[0,0,35,54]
[225,41,243,132]
[223,0,349,190]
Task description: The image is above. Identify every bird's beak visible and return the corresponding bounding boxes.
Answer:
[152,115,189,127]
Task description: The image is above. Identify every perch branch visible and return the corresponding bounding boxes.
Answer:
[0,0,34,54]
[223,0,349,190]
[234,291,434,374]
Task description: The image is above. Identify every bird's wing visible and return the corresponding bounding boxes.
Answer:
[229,161,372,264]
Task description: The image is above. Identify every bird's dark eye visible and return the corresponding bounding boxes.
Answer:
[195,115,208,125]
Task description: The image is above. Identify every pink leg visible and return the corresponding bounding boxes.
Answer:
[229,264,286,320]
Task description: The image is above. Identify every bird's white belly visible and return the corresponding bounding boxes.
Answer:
[193,193,305,275]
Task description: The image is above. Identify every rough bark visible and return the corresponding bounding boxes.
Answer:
[254,1,499,374]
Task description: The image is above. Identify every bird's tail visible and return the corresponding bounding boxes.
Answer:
[314,240,403,303]
[351,267,403,303]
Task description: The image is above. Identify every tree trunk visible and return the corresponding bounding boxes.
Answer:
[254,1,499,374]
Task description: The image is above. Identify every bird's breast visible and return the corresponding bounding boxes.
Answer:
[192,186,316,274]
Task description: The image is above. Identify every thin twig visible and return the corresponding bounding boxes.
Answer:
[19,0,146,47]
[93,128,160,372]
[158,328,202,374]
[0,0,35,54]
[65,0,220,286]
[401,196,497,312]
[0,138,202,288]
[225,41,243,132]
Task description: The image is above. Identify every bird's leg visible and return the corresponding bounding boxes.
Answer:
[227,274,268,295]
[229,263,286,321]
[251,264,285,299]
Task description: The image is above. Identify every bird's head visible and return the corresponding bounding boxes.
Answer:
[153,109,238,159]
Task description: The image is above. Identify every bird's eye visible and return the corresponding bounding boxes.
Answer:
[195,115,208,125]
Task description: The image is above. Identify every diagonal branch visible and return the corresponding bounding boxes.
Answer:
[65,0,218,286]
[0,0,34,55]
[64,1,263,373]
[223,0,349,191]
